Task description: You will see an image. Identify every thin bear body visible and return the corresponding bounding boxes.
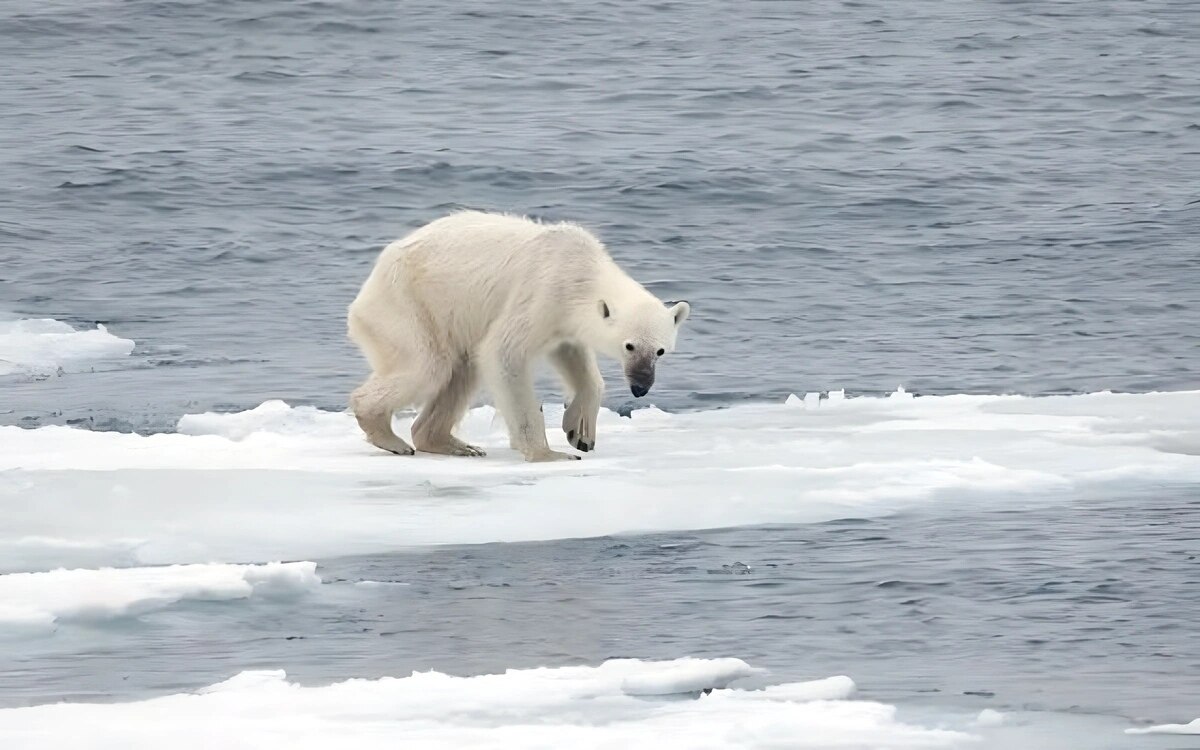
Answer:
[347,211,689,461]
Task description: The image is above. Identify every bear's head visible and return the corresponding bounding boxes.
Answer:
[595,298,690,398]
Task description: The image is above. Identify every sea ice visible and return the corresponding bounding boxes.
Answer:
[0,318,134,377]
[0,659,975,749]
[1,390,1198,570]
[618,657,762,695]
[0,561,319,634]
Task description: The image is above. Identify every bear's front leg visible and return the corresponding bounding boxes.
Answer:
[481,337,579,462]
[550,342,603,453]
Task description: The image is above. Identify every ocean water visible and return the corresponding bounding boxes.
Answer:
[3,0,1200,747]
[7,496,1200,720]
[3,0,1199,429]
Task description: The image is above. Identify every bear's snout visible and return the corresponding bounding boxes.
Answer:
[627,359,655,398]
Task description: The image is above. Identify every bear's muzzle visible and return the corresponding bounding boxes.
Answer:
[627,358,655,398]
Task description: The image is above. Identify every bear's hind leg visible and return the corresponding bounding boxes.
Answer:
[350,375,417,456]
[411,358,486,457]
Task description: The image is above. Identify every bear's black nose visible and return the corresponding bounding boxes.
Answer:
[631,384,649,398]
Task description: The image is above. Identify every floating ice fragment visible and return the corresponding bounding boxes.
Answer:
[0,561,320,632]
[0,318,134,376]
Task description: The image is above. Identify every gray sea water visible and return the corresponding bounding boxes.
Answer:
[5,493,1199,724]
[3,0,1199,430]
[2,0,1200,745]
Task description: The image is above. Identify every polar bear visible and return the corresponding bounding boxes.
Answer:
[347,211,690,462]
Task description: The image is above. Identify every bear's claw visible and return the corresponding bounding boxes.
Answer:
[564,417,597,453]
[567,430,593,453]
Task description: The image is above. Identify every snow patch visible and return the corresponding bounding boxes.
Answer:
[0,318,134,376]
[0,660,975,749]
[0,561,319,633]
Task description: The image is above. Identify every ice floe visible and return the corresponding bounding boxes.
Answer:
[0,562,319,634]
[0,659,977,749]
[1,390,1198,569]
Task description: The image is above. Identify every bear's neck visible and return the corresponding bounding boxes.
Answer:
[567,259,659,357]
[594,257,654,304]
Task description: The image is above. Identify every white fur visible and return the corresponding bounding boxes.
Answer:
[347,211,690,462]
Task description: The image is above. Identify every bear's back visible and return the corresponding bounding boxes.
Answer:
[397,211,605,274]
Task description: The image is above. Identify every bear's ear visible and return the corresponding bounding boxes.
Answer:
[667,300,690,327]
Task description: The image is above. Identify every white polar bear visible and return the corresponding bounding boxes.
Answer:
[347,211,690,462]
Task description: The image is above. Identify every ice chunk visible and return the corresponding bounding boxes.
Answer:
[757,675,856,702]
[177,399,351,441]
[619,657,760,695]
[0,318,134,376]
[0,561,319,633]
[0,660,975,749]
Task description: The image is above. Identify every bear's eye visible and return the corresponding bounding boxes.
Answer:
[656,348,665,357]
[625,343,635,352]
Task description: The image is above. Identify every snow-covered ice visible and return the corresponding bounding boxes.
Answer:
[0,318,134,377]
[2,392,1196,747]
[0,659,977,749]
[0,562,318,634]
[2,390,1199,569]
